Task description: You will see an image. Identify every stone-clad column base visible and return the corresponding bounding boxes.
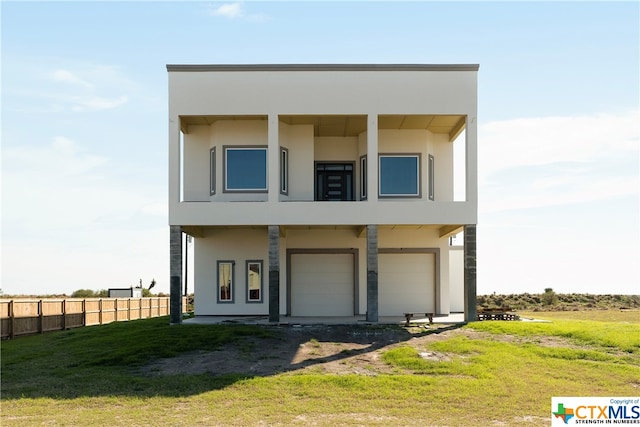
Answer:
[464,224,477,322]
[268,226,280,323]
[366,225,378,322]
[170,225,183,325]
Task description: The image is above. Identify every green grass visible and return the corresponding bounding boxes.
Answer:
[468,316,640,353]
[519,309,640,323]
[1,317,275,398]
[2,312,639,426]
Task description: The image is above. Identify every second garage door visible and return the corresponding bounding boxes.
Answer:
[290,253,355,316]
[379,253,436,316]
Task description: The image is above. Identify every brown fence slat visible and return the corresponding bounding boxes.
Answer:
[0,297,184,339]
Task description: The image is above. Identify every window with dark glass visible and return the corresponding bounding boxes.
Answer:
[378,154,421,197]
[360,155,367,200]
[315,163,354,201]
[224,147,267,192]
[280,147,288,195]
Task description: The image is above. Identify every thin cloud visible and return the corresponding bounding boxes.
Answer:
[6,61,134,113]
[207,2,268,22]
[72,95,129,112]
[209,2,243,19]
[11,92,129,113]
[478,110,639,213]
[51,69,94,89]
[3,136,108,176]
[2,134,167,294]
[480,174,638,213]
[480,110,639,179]
[2,135,163,240]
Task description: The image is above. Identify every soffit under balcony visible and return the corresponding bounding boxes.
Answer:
[281,115,466,141]
[284,224,463,238]
[182,224,462,239]
[279,115,368,138]
[180,114,465,141]
[180,115,266,134]
[378,115,466,141]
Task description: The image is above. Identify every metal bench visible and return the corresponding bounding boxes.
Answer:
[403,312,434,327]
[476,310,519,321]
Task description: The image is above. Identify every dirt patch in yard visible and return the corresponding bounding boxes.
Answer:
[140,324,458,377]
[139,323,579,377]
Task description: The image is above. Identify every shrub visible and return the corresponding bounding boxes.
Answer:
[71,289,96,298]
[542,288,558,306]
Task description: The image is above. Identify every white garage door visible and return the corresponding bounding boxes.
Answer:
[290,253,354,316]
[379,253,435,316]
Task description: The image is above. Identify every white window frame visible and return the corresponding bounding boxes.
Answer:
[217,260,235,303]
[378,154,421,198]
[223,146,268,193]
[246,260,264,303]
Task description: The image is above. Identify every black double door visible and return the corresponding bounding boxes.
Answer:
[315,163,354,201]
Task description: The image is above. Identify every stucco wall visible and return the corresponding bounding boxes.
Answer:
[182,125,210,201]
[168,67,478,226]
[194,228,271,316]
[432,133,454,202]
[194,227,453,316]
[279,122,314,201]
[184,124,457,205]
[168,68,478,115]
[449,246,464,312]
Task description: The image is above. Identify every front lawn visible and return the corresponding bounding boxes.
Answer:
[2,312,638,426]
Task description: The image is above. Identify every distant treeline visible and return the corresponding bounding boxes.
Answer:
[3,291,638,313]
[2,290,171,299]
[478,291,640,312]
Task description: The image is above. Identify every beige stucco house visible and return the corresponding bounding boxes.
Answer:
[167,64,478,323]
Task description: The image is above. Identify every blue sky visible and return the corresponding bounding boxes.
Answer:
[2,1,638,296]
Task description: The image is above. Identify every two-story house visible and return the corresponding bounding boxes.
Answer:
[167,64,478,324]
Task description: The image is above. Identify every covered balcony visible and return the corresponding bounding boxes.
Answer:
[172,113,475,227]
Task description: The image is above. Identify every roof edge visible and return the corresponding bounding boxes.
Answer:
[166,64,479,72]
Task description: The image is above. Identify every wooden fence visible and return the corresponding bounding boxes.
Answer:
[0,297,188,339]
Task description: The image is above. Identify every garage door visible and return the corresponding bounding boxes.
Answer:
[379,253,435,316]
[290,253,354,316]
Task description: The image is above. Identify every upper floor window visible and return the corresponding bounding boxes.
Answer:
[280,147,288,195]
[224,146,267,192]
[379,154,421,198]
[360,155,367,200]
[209,147,216,195]
[428,154,435,201]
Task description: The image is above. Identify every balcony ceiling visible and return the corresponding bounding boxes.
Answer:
[182,224,463,239]
[379,115,466,141]
[180,114,465,141]
[180,115,266,134]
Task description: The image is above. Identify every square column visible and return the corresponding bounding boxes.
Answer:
[267,114,279,202]
[268,225,280,322]
[367,114,379,202]
[366,225,378,322]
[465,115,478,204]
[463,224,477,322]
[169,225,183,325]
